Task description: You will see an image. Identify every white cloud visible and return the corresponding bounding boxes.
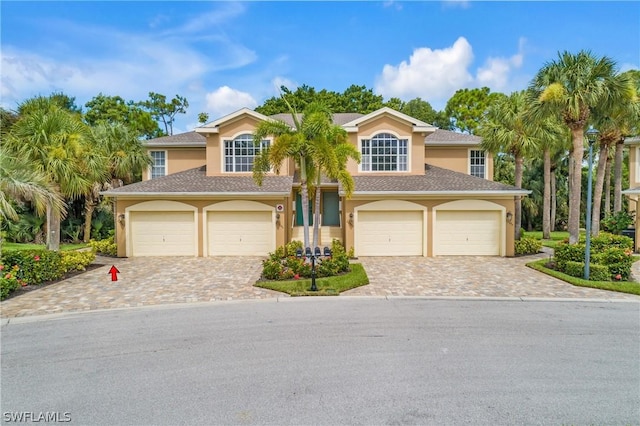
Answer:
[205,86,258,117]
[475,38,525,91]
[375,37,474,107]
[271,76,298,94]
[375,37,528,108]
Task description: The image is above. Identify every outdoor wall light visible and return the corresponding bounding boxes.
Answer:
[275,213,281,227]
[348,212,354,226]
[118,214,126,226]
[506,211,513,224]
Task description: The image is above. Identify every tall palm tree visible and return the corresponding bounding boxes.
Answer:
[590,90,639,235]
[7,100,105,250]
[529,50,632,244]
[304,103,361,248]
[480,91,559,240]
[253,100,315,249]
[83,123,151,241]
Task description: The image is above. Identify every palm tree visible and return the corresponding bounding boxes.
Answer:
[590,89,639,235]
[7,99,104,250]
[83,123,151,242]
[480,91,559,240]
[253,100,314,248]
[529,50,633,244]
[304,103,361,248]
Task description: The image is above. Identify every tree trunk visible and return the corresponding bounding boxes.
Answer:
[550,166,557,232]
[514,154,523,241]
[614,140,624,212]
[300,158,310,249]
[591,143,609,236]
[46,201,61,251]
[312,179,321,249]
[83,197,96,243]
[542,148,551,239]
[604,150,611,217]
[568,129,584,244]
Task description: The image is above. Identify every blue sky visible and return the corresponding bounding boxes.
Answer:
[2,1,639,133]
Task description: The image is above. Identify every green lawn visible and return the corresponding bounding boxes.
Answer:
[527,258,640,296]
[2,242,89,252]
[522,230,577,249]
[255,263,369,296]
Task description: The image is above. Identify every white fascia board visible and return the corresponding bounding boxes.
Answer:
[622,188,640,195]
[100,191,288,198]
[340,190,532,197]
[341,107,436,130]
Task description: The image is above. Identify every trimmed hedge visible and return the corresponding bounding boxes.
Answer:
[564,261,610,281]
[553,232,634,281]
[89,236,117,256]
[515,237,543,255]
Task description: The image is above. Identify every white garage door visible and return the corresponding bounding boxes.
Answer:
[208,211,274,256]
[130,211,196,256]
[357,210,423,256]
[435,210,501,255]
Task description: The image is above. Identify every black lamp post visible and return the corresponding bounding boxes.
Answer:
[584,125,599,280]
[296,245,332,291]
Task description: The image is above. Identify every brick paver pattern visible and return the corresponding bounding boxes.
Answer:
[2,251,638,319]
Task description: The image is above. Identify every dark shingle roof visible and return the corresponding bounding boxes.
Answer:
[143,131,206,147]
[102,166,293,195]
[347,164,527,193]
[425,129,482,144]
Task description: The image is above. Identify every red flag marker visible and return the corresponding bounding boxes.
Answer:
[108,265,120,281]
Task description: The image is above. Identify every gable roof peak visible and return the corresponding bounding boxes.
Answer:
[194,108,271,134]
[342,107,436,132]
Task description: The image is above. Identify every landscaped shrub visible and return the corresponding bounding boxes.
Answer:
[553,232,634,281]
[1,264,22,300]
[601,210,635,235]
[89,235,117,256]
[1,249,65,285]
[261,239,350,281]
[515,237,543,255]
[564,261,610,281]
[592,247,634,281]
[60,250,96,273]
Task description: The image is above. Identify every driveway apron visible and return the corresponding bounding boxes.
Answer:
[2,251,639,319]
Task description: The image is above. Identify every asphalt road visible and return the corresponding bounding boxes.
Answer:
[1,298,639,425]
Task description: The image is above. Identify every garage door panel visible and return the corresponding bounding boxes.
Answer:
[435,210,500,256]
[208,211,274,256]
[130,211,196,257]
[357,211,423,256]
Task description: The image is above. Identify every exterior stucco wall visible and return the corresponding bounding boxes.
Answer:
[142,148,206,180]
[342,197,515,257]
[113,197,287,257]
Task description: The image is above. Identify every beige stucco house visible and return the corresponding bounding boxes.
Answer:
[102,107,528,258]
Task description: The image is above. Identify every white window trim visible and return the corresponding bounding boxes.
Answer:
[358,131,411,173]
[148,150,167,179]
[221,132,271,174]
[468,148,487,179]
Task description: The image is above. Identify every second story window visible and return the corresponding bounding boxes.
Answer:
[470,149,486,178]
[150,151,166,179]
[361,133,408,172]
[224,134,270,172]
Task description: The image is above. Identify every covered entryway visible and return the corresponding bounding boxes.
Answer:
[355,200,425,256]
[433,200,504,256]
[205,200,275,256]
[127,201,197,257]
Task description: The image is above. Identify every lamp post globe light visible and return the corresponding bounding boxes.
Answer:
[584,126,599,280]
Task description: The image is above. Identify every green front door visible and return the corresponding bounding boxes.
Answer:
[295,193,313,226]
[322,191,340,226]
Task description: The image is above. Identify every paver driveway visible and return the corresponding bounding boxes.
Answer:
[1,251,639,319]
